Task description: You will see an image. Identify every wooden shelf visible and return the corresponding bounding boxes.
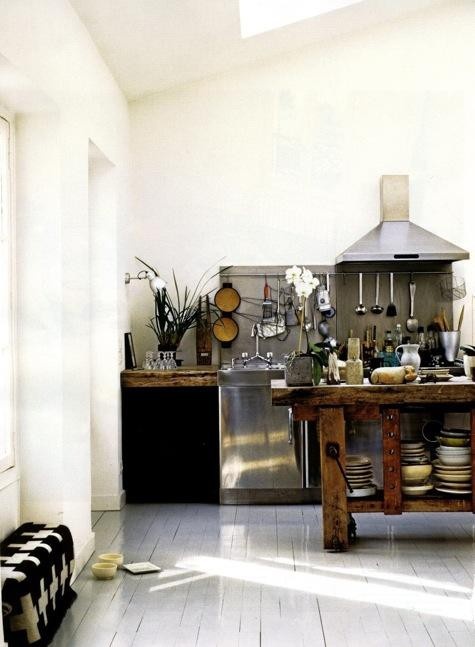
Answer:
[121,366,218,388]
[347,488,473,513]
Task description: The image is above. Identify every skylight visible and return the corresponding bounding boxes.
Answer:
[239,0,364,38]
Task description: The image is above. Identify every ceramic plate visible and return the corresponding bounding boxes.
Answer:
[435,486,472,495]
[402,484,433,495]
[401,449,427,455]
[346,455,371,466]
[402,458,430,465]
[433,472,471,483]
[347,475,373,483]
[345,465,373,476]
[435,480,473,489]
[432,459,472,470]
[346,485,376,498]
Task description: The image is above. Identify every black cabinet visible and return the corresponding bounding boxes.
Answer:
[122,386,219,503]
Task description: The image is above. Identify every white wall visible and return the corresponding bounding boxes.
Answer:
[0,0,129,577]
[129,0,475,365]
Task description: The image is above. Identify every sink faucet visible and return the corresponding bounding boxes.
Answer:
[251,323,260,356]
[250,324,273,366]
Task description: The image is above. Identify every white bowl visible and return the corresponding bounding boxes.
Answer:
[436,446,471,453]
[437,454,471,467]
[91,562,117,580]
[98,552,124,566]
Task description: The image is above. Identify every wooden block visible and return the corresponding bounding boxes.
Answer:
[319,407,348,550]
[382,407,402,515]
[292,404,319,422]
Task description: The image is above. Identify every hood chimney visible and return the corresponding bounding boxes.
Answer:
[335,175,469,264]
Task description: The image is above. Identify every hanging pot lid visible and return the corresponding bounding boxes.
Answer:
[215,286,241,313]
[212,316,239,342]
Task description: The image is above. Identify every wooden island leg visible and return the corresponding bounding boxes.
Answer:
[319,407,348,550]
[382,408,402,515]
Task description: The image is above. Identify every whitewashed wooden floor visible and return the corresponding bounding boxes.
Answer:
[51,504,475,647]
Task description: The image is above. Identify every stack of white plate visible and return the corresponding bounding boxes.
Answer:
[345,455,376,497]
[401,441,430,465]
[433,444,472,495]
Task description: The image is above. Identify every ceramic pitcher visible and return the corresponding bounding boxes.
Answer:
[395,343,421,371]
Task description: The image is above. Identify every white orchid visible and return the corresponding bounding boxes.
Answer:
[285,265,320,355]
[286,266,319,296]
[294,279,314,299]
[285,265,302,285]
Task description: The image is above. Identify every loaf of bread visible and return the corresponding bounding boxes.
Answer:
[370,366,418,385]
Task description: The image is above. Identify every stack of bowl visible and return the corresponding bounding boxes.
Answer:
[401,441,433,495]
[345,454,376,497]
[433,430,472,495]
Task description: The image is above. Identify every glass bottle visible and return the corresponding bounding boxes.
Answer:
[417,326,426,349]
[383,330,397,367]
[394,323,403,347]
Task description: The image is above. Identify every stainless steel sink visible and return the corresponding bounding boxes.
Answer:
[218,366,284,386]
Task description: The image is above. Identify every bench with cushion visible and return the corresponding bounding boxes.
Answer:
[1,523,76,646]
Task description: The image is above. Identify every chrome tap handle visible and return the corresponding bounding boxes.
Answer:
[288,408,294,444]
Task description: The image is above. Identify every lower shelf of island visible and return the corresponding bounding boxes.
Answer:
[346,488,473,513]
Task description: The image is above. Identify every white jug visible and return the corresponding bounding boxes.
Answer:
[395,343,421,371]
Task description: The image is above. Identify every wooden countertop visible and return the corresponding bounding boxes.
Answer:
[121,366,218,388]
[271,378,475,407]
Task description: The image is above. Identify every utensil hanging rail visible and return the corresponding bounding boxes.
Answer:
[220,270,457,278]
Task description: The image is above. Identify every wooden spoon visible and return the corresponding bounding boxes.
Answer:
[441,307,450,332]
[457,304,465,331]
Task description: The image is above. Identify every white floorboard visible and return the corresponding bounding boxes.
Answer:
[51,504,475,646]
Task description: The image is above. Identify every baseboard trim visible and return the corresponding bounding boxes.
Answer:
[220,487,321,505]
[72,530,95,583]
[91,489,126,511]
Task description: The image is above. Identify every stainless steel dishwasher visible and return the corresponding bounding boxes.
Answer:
[218,367,321,504]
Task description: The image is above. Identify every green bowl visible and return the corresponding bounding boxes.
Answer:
[438,436,470,447]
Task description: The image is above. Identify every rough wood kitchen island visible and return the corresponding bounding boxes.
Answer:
[271,379,475,550]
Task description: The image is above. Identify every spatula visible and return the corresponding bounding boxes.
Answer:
[386,273,397,317]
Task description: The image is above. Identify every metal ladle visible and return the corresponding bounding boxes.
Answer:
[370,273,384,314]
[406,278,418,332]
[355,273,367,315]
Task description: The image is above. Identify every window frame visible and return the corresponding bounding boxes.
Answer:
[0,108,15,478]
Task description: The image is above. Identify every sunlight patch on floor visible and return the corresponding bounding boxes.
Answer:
[262,556,473,594]
[176,555,474,622]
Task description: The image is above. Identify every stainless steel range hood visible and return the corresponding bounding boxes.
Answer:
[335,176,469,264]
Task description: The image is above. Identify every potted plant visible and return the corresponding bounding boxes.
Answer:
[136,257,224,361]
[284,265,327,385]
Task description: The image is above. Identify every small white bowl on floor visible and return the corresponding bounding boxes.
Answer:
[91,562,117,580]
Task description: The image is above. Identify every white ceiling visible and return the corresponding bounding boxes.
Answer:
[70,0,448,101]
